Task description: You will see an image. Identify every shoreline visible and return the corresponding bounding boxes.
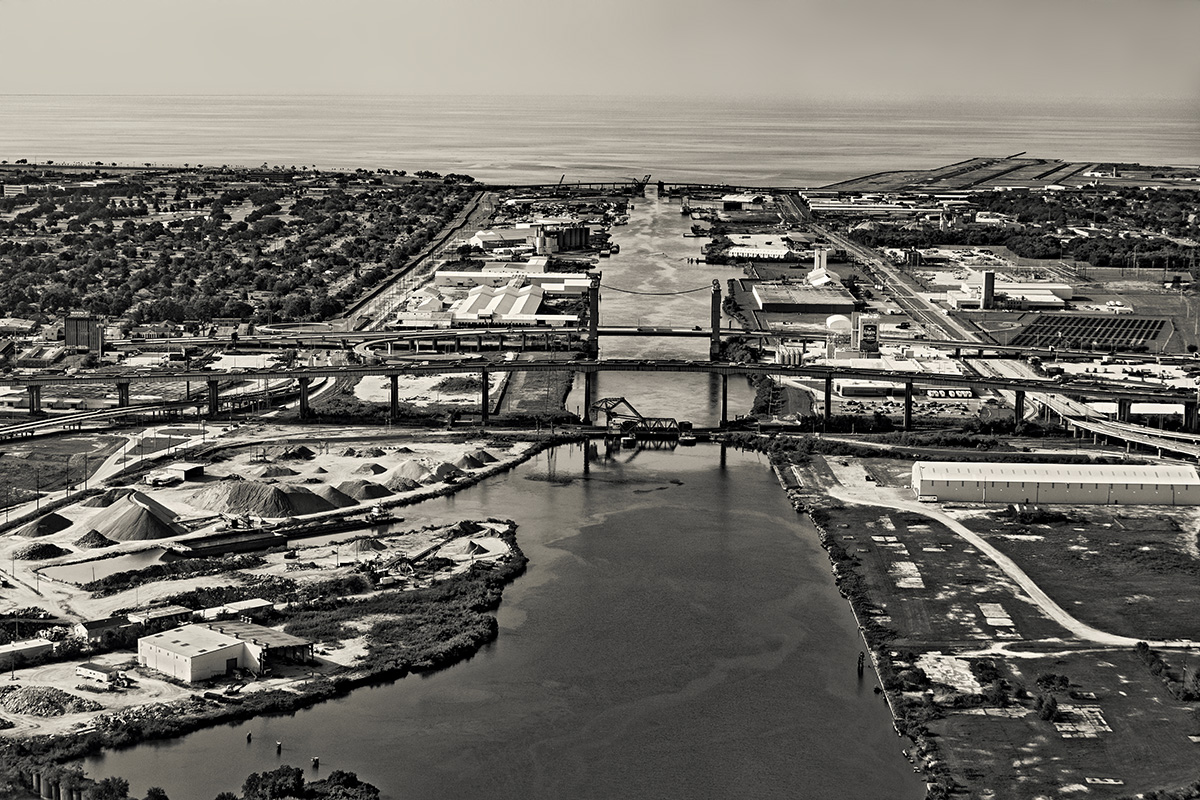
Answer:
[0,435,593,787]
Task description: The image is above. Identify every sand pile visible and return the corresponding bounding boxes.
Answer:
[354,463,388,476]
[74,530,116,549]
[384,461,434,491]
[350,537,387,553]
[453,454,485,470]
[313,467,328,474]
[15,513,72,538]
[362,447,387,458]
[80,488,136,508]
[254,465,299,478]
[12,542,70,560]
[268,445,316,461]
[0,686,103,716]
[469,448,499,464]
[394,446,415,454]
[89,491,187,542]
[313,485,360,508]
[430,462,466,481]
[337,447,358,457]
[190,481,336,518]
[335,480,393,501]
[445,520,487,537]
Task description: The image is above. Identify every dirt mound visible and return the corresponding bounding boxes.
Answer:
[469,448,500,464]
[350,537,387,553]
[362,447,387,458]
[254,465,299,478]
[384,460,433,491]
[80,488,136,508]
[0,686,103,716]
[13,542,70,560]
[15,513,72,538]
[74,530,116,548]
[354,463,388,476]
[430,462,466,481]
[89,491,187,542]
[394,446,415,454]
[337,447,358,457]
[268,445,316,461]
[335,480,393,501]
[313,485,360,508]
[190,481,336,518]
[445,520,487,537]
[453,454,485,470]
[313,467,328,474]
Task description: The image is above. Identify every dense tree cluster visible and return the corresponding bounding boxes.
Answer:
[0,168,474,325]
[841,186,1198,271]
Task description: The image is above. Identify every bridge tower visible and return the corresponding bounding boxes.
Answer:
[710,279,722,360]
[586,272,601,358]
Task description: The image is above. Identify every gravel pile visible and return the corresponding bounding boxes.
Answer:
[0,686,103,717]
[12,542,70,560]
[191,481,336,517]
[74,530,117,548]
[14,513,72,538]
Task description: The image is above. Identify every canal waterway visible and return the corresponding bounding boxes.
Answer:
[567,190,757,427]
[83,444,926,800]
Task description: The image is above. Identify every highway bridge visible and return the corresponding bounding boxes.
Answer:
[3,358,1196,437]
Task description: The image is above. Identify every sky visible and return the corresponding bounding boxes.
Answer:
[1,0,1198,101]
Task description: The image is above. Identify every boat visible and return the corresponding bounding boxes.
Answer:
[678,432,697,445]
[609,243,620,254]
[619,434,637,447]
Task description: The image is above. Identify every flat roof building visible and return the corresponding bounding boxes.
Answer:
[138,622,313,683]
[911,462,1200,505]
[751,282,856,315]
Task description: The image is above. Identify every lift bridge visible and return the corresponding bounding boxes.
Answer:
[590,397,679,438]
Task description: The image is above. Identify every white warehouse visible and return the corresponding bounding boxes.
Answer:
[911,462,1200,505]
[138,622,313,683]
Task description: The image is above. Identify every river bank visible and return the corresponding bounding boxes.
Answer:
[0,524,528,792]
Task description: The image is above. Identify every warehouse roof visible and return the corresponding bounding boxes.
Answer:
[202,620,309,649]
[912,462,1200,485]
[142,625,242,658]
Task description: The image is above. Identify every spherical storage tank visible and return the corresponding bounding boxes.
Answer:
[825,314,852,333]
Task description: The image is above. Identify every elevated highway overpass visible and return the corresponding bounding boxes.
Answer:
[3,358,1195,436]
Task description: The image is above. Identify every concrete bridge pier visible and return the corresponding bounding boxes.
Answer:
[587,273,601,358]
[1186,400,1199,433]
[389,375,400,423]
[26,385,41,415]
[480,366,489,425]
[823,375,833,419]
[207,379,220,417]
[1014,389,1025,422]
[116,382,130,408]
[720,373,729,428]
[1117,398,1133,423]
[581,372,594,425]
[903,381,914,431]
[710,279,722,360]
[298,377,311,420]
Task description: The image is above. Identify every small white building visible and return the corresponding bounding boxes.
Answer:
[138,622,313,683]
[911,462,1200,505]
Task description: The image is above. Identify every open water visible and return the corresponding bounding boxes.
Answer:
[84,445,926,800]
[2,95,1196,185]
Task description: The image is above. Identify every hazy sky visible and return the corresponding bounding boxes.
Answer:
[3,0,1198,101]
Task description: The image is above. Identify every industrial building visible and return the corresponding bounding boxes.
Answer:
[946,273,1073,311]
[751,282,856,315]
[138,621,313,683]
[64,313,105,353]
[0,639,53,670]
[911,462,1200,505]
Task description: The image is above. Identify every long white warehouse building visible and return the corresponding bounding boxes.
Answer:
[911,462,1200,505]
